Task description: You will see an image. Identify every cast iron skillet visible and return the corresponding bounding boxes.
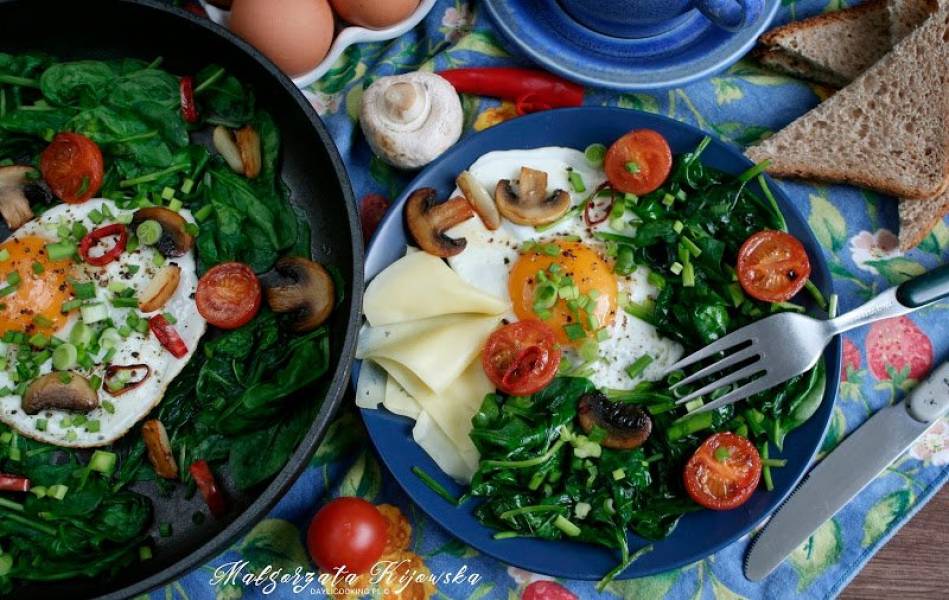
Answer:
[0,1,363,597]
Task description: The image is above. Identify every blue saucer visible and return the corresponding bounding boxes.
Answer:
[484,0,780,91]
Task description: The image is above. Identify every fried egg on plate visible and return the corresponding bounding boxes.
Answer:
[0,198,206,447]
[447,147,683,391]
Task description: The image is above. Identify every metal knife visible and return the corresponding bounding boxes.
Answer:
[745,360,949,581]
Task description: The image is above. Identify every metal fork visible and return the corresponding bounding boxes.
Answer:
[667,263,949,415]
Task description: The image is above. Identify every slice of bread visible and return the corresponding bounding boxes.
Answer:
[759,0,892,84]
[899,194,949,249]
[746,5,949,200]
[752,47,850,87]
[888,0,940,42]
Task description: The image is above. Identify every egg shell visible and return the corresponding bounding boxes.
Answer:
[330,0,419,29]
[230,0,334,77]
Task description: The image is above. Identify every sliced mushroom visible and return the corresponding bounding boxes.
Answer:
[495,167,571,226]
[212,126,244,173]
[235,125,261,179]
[131,207,194,257]
[577,391,652,450]
[142,419,179,479]
[22,372,98,415]
[457,170,500,231]
[0,165,45,230]
[405,188,473,257]
[139,265,181,312]
[262,257,335,332]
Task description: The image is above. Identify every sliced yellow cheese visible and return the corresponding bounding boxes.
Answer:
[363,250,509,326]
[383,376,421,419]
[413,411,478,483]
[356,314,501,394]
[373,355,491,482]
[354,359,386,410]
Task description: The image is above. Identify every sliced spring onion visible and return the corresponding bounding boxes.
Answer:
[89,450,116,475]
[136,220,162,246]
[69,322,94,347]
[45,241,76,262]
[52,343,77,370]
[625,354,654,380]
[568,170,586,193]
[80,303,109,324]
[584,143,606,167]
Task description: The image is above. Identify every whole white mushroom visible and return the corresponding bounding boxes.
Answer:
[359,71,463,170]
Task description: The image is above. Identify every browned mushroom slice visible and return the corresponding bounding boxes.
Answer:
[405,188,474,257]
[456,170,500,230]
[131,206,194,257]
[0,165,46,230]
[262,257,335,332]
[495,166,571,226]
[22,372,98,415]
[235,125,261,179]
[142,419,179,479]
[578,391,652,450]
[138,265,181,312]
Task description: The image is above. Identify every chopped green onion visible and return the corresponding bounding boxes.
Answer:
[680,235,702,257]
[153,253,165,267]
[32,315,53,328]
[194,204,214,222]
[563,323,585,340]
[88,209,105,225]
[0,249,9,262]
[89,450,115,474]
[71,280,96,300]
[160,186,175,201]
[111,297,140,309]
[47,484,68,500]
[682,261,695,287]
[6,272,20,286]
[168,198,183,213]
[828,293,839,318]
[99,328,122,350]
[553,515,581,537]
[568,170,586,193]
[714,447,731,462]
[611,468,626,481]
[625,354,654,380]
[136,220,162,246]
[138,546,152,561]
[624,161,640,174]
[670,261,683,275]
[69,322,94,347]
[52,343,77,370]
[181,178,195,194]
[31,261,44,275]
[45,241,76,261]
[411,466,460,506]
[102,399,115,414]
[159,523,173,537]
[34,418,47,432]
[28,333,48,349]
[662,193,675,207]
[672,220,684,234]
[584,143,607,167]
[80,303,108,324]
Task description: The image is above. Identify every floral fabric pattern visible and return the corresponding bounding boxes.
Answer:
[160,1,947,599]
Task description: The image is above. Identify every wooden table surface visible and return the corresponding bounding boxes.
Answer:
[842,485,948,599]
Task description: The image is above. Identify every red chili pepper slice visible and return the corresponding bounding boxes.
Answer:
[180,76,199,123]
[437,68,584,115]
[148,315,188,358]
[79,224,128,266]
[103,364,152,396]
[0,473,30,493]
[189,460,227,518]
[584,184,617,226]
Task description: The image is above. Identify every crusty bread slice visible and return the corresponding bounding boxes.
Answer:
[888,0,940,42]
[752,47,849,87]
[899,193,949,249]
[759,0,892,84]
[746,5,949,200]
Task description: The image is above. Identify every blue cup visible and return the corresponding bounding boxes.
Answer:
[559,0,765,38]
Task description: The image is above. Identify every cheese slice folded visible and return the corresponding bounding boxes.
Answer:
[364,250,509,326]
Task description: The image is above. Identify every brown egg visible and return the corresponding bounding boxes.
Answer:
[230,0,334,77]
[330,0,419,29]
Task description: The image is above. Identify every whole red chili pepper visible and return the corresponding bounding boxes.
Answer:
[79,223,128,266]
[148,314,188,358]
[189,460,227,518]
[180,76,199,123]
[437,68,584,115]
[0,473,30,493]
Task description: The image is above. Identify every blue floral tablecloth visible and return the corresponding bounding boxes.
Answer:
[160,1,949,598]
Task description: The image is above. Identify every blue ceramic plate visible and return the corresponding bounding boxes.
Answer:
[483,0,780,91]
[358,108,840,580]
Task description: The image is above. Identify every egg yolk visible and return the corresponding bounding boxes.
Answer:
[508,240,618,345]
[0,235,73,336]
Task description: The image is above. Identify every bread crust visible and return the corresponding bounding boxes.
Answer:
[760,0,890,47]
[899,194,949,250]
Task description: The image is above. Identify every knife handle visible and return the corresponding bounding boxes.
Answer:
[896,263,949,308]
[908,362,949,423]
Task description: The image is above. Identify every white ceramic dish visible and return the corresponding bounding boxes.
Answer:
[199,0,437,88]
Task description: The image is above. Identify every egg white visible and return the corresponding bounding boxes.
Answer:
[0,199,206,447]
[447,147,683,391]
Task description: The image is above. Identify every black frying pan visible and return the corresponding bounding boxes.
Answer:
[0,1,363,597]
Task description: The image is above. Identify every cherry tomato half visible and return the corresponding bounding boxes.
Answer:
[482,320,561,397]
[307,497,387,575]
[40,132,104,204]
[604,129,672,196]
[195,262,262,329]
[737,230,811,303]
[684,432,762,511]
